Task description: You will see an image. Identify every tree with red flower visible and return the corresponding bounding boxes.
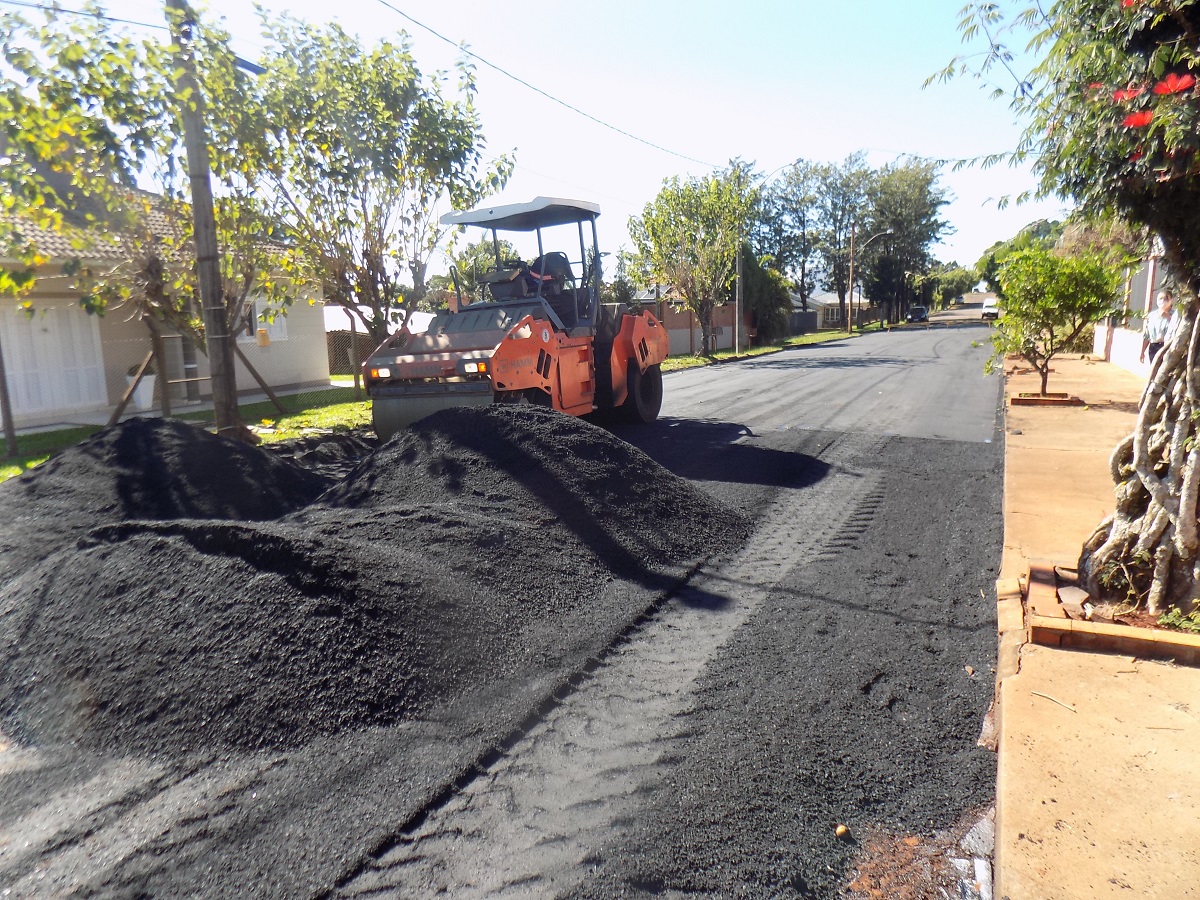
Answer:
[939,0,1200,613]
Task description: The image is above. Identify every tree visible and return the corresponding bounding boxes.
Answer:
[247,14,511,344]
[736,243,792,344]
[755,160,821,307]
[1056,213,1145,269]
[975,219,1063,293]
[630,163,757,355]
[863,159,951,322]
[814,153,874,324]
[434,236,518,305]
[927,263,978,308]
[988,247,1120,394]
[945,1,1200,612]
[599,249,637,307]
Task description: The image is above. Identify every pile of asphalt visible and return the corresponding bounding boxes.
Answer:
[0,417,329,586]
[263,428,378,482]
[0,409,747,757]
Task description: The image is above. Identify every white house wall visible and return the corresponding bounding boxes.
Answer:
[1,289,331,429]
[1092,258,1164,379]
[0,299,106,421]
[0,292,152,428]
[228,297,330,395]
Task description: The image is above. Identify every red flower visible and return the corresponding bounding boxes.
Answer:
[1130,149,1145,161]
[1153,73,1197,94]
[1122,0,1143,8]
[1088,82,1105,90]
[1114,86,1145,101]
[1124,110,1155,127]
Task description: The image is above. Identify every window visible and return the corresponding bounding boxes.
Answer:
[238,299,288,342]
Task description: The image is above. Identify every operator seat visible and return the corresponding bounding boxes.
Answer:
[530,252,581,328]
[529,253,574,294]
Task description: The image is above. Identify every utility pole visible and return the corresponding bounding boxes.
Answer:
[165,0,242,439]
[734,240,742,353]
[848,226,893,333]
[846,222,856,335]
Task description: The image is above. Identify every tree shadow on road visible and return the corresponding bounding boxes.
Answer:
[610,417,830,489]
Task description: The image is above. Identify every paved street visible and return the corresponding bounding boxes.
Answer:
[0,324,1006,898]
[335,325,1005,896]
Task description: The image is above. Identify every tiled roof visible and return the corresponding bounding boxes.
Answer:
[1,194,189,266]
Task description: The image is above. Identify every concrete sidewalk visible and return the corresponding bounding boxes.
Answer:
[997,355,1200,898]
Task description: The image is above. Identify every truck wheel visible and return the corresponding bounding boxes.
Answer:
[623,363,663,423]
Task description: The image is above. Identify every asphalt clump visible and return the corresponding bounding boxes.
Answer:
[0,408,747,757]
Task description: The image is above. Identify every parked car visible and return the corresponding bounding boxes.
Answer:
[906,306,929,323]
[982,299,1000,320]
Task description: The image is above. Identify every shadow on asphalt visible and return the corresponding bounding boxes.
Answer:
[747,355,922,370]
[609,417,830,489]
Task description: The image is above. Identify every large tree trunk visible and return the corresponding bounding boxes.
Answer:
[699,302,714,356]
[1079,303,1200,613]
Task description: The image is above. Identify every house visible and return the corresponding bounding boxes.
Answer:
[1091,250,1165,378]
[1,216,330,430]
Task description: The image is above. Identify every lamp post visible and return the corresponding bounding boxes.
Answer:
[847,225,893,334]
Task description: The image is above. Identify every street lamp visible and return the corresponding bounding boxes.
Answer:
[846,225,893,334]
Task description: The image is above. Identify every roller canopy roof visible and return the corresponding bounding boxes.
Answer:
[440,197,601,231]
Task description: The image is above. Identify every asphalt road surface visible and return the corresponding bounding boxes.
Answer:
[342,324,1003,898]
[0,323,1003,898]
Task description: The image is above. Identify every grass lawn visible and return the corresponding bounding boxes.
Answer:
[0,328,862,483]
[0,425,103,482]
[175,386,373,440]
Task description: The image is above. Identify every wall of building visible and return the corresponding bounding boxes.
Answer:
[1,284,332,430]
[1094,323,1152,379]
[658,304,749,355]
[227,295,330,396]
[1,288,150,429]
[1092,257,1164,379]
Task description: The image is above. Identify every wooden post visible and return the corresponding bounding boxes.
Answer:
[846,222,856,336]
[0,330,17,458]
[165,0,242,439]
[348,307,361,401]
[145,316,171,418]
[108,351,154,427]
[735,244,742,353]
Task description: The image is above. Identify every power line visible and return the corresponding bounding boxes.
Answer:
[0,0,168,31]
[0,1,264,73]
[372,0,718,170]
[3,0,714,169]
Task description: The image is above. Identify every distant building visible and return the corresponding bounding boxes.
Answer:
[1092,244,1167,378]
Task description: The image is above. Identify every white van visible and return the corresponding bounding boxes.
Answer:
[981,299,1000,321]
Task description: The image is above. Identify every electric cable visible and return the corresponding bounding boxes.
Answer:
[372,0,719,169]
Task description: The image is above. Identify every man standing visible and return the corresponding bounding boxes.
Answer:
[1141,290,1177,364]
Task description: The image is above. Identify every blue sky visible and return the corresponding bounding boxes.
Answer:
[13,0,1068,270]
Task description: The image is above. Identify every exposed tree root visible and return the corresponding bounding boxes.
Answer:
[1080,302,1200,614]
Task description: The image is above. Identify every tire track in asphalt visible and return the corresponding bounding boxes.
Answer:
[335,434,884,899]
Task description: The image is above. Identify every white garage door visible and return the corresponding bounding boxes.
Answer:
[0,303,107,415]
